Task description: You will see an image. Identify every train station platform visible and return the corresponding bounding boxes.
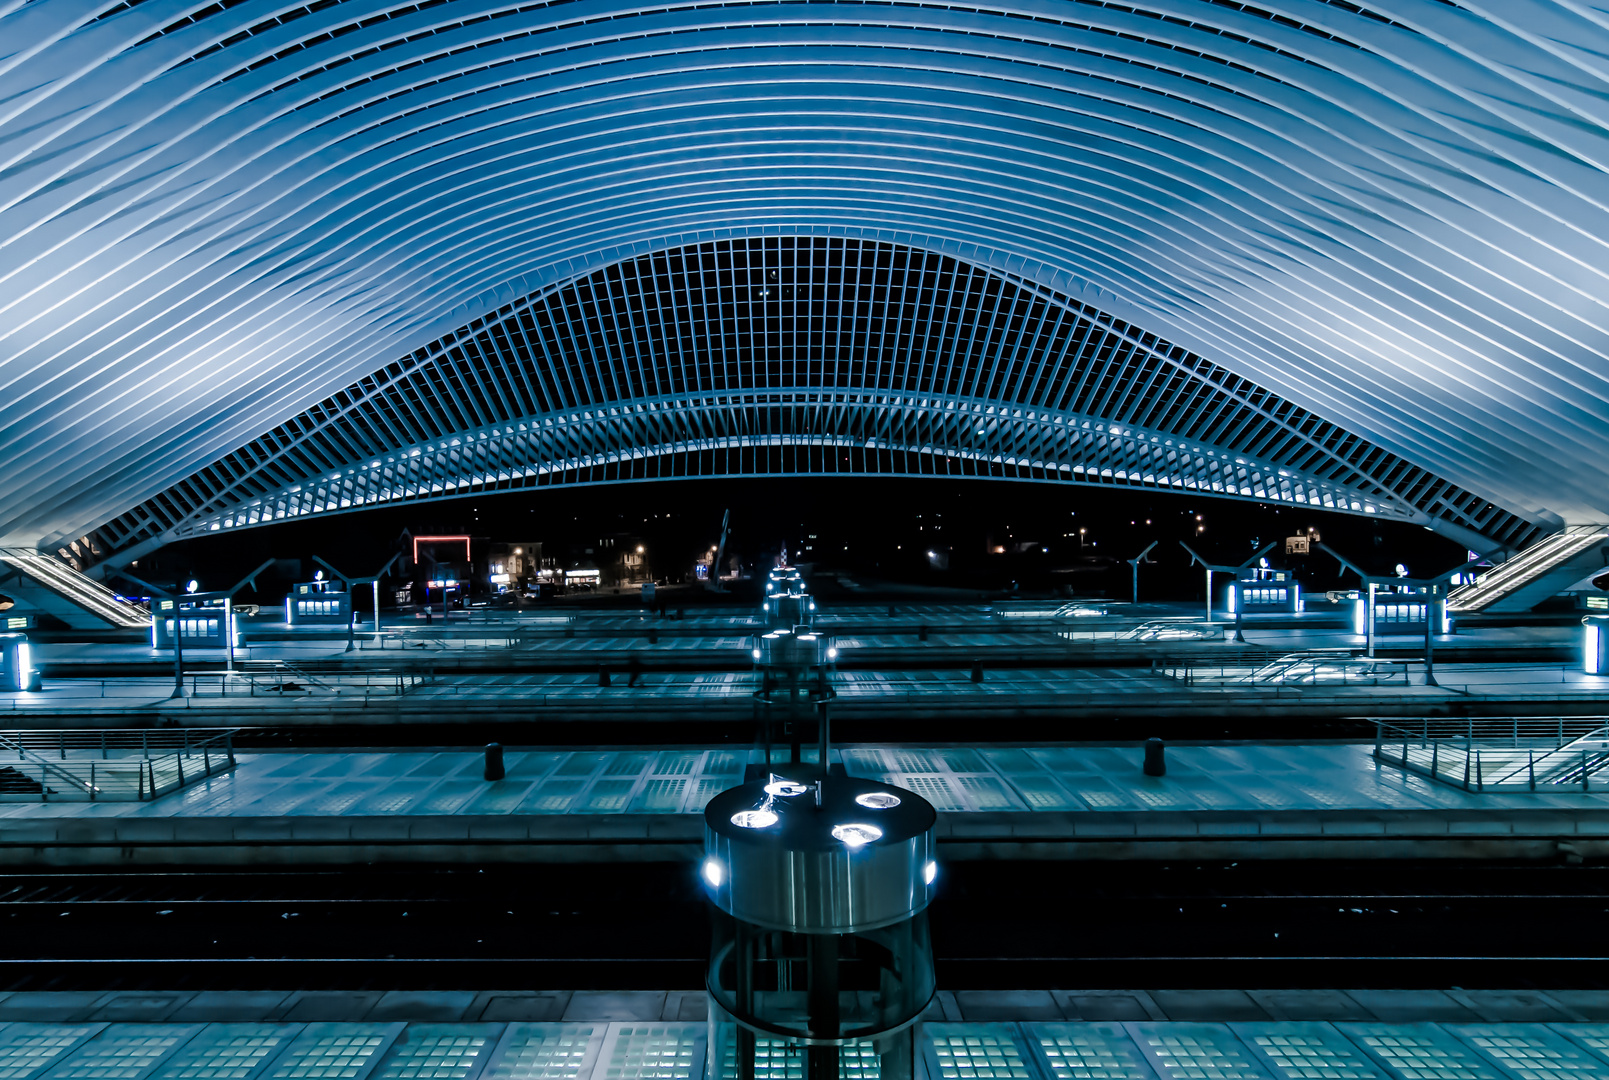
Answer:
[2,999,1609,1079]
[5,743,1609,866]
[4,662,1608,728]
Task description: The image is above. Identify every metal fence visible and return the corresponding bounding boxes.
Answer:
[0,728,236,801]
[1373,717,1609,792]
[184,664,432,698]
[1156,651,1409,687]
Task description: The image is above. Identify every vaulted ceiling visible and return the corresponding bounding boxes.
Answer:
[2,0,1607,560]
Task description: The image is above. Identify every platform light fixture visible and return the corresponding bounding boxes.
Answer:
[831,823,882,847]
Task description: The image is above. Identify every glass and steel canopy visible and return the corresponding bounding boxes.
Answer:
[1,0,1605,560]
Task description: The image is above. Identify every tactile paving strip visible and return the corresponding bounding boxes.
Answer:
[1340,1025,1502,1080]
[150,1024,302,1080]
[481,1024,604,1080]
[1028,1023,1157,1080]
[926,1024,1035,1080]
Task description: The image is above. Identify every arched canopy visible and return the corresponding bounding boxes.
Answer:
[86,237,1539,559]
[1,0,1606,559]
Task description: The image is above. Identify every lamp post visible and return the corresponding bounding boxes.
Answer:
[170,582,186,699]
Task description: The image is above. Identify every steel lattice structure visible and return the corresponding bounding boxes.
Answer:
[86,237,1541,559]
[3,0,1608,561]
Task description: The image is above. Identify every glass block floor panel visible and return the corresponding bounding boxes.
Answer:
[150,1024,303,1079]
[1549,1030,1609,1064]
[372,1025,501,1080]
[1230,1024,1384,1080]
[1448,1027,1609,1080]
[480,1024,603,1080]
[266,1023,401,1080]
[44,1023,199,1079]
[926,1024,1036,1080]
[1130,1024,1272,1080]
[1029,1024,1155,1080]
[1340,1025,1503,1080]
[0,1026,102,1080]
[597,1025,703,1080]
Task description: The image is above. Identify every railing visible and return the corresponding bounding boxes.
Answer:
[1447,526,1608,613]
[0,727,236,800]
[1156,651,1409,686]
[1373,717,1609,792]
[186,663,432,697]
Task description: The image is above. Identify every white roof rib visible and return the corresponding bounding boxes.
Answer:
[0,0,1603,555]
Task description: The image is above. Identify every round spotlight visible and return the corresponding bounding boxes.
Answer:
[831,823,883,847]
[731,809,779,829]
[764,780,808,797]
[855,792,901,810]
[702,858,724,888]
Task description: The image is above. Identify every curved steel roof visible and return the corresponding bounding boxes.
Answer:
[2,0,1607,556]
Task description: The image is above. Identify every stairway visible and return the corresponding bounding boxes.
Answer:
[0,547,150,629]
[1447,526,1609,614]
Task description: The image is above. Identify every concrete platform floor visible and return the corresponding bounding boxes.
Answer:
[8,743,1609,823]
[4,664,1606,720]
[4,996,1609,1079]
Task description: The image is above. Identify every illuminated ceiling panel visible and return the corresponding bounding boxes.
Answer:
[1,0,1605,558]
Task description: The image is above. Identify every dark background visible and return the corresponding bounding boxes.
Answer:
[130,478,1468,606]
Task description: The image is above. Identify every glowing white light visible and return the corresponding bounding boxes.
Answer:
[314,569,323,580]
[855,792,901,810]
[731,809,779,829]
[923,860,938,885]
[752,648,762,659]
[186,579,199,593]
[14,643,30,690]
[827,647,837,659]
[765,779,808,797]
[702,858,724,888]
[832,823,882,846]
[1588,622,1603,676]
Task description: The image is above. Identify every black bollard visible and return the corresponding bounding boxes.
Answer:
[1143,737,1166,777]
[484,742,505,781]
[919,625,928,642]
[598,665,612,687]
[970,660,984,683]
[649,629,658,644]
[888,605,897,617]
